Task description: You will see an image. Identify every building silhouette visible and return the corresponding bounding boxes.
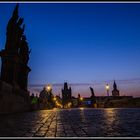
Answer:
[39,86,55,109]
[62,82,72,108]
[112,81,120,96]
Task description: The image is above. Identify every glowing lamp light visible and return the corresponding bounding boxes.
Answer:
[46,84,52,92]
[106,84,110,90]
[80,107,84,110]
[55,101,62,108]
[53,97,56,101]
[80,97,83,101]
[68,102,72,108]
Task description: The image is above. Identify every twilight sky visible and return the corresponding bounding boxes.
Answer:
[0,2,140,97]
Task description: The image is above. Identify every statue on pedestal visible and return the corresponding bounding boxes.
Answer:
[0,3,31,90]
[90,87,96,106]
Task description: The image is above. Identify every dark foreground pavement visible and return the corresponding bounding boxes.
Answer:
[0,108,140,137]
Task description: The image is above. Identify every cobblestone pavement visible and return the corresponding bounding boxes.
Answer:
[0,108,140,137]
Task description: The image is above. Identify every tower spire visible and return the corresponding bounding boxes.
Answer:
[112,81,120,96]
[113,80,117,89]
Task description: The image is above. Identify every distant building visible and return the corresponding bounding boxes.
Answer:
[112,81,120,96]
[54,95,62,108]
[39,86,54,109]
[71,96,78,107]
[62,82,72,108]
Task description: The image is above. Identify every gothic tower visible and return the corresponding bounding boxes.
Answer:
[62,82,72,108]
[112,81,120,96]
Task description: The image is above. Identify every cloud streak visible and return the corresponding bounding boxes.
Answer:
[29,77,140,88]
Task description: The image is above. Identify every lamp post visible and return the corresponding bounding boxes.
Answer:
[80,97,83,107]
[105,84,110,97]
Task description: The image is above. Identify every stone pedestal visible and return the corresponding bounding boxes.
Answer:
[0,81,30,114]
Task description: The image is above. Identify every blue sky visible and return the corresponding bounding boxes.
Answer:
[0,3,140,97]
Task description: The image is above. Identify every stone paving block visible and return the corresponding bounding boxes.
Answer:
[56,132,66,137]
[0,108,140,137]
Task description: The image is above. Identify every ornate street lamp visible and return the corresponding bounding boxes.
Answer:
[105,84,110,97]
